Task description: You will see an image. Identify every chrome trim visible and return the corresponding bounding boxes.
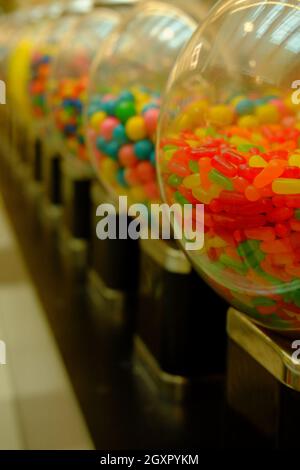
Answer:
[140,238,191,274]
[227,308,300,392]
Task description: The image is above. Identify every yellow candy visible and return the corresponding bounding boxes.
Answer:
[194,128,207,139]
[136,99,150,113]
[288,154,300,167]
[249,155,267,168]
[101,158,117,183]
[192,184,221,204]
[186,140,201,148]
[186,100,209,121]
[284,96,299,113]
[209,105,234,126]
[238,115,259,128]
[207,236,227,249]
[163,148,177,161]
[125,116,147,141]
[59,111,71,124]
[130,186,146,202]
[173,113,193,131]
[252,132,265,144]
[230,136,251,146]
[272,178,300,195]
[230,95,246,107]
[255,103,279,124]
[183,173,200,189]
[90,111,107,129]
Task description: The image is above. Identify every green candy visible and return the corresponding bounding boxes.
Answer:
[283,292,294,303]
[205,126,217,136]
[188,160,199,173]
[252,297,276,307]
[295,209,300,220]
[174,191,189,205]
[208,169,233,190]
[168,174,182,188]
[292,289,300,308]
[163,144,178,152]
[244,250,265,269]
[219,254,247,274]
[237,239,260,257]
[115,101,136,123]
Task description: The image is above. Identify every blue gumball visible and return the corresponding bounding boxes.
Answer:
[119,90,134,102]
[116,168,128,187]
[134,139,154,160]
[235,99,255,115]
[105,140,119,160]
[113,124,128,145]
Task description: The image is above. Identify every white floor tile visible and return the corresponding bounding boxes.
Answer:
[0,198,94,450]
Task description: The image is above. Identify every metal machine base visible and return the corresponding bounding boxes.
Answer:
[134,336,191,402]
[58,225,89,273]
[134,238,227,401]
[87,269,126,326]
[227,308,300,448]
[61,158,93,241]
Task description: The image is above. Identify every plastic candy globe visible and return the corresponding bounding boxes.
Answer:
[49,7,124,162]
[157,0,300,332]
[85,1,207,205]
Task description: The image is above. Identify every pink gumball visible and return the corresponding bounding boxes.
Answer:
[270,98,288,116]
[102,94,116,103]
[118,144,137,167]
[144,108,160,135]
[100,117,119,140]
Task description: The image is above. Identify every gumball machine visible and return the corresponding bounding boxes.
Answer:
[0,13,14,144]
[27,3,84,193]
[7,3,65,183]
[157,0,300,442]
[48,1,136,266]
[85,0,226,397]
[7,7,53,161]
[25,0,94,220]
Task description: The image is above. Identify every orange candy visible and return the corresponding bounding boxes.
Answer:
[253,159,287,188]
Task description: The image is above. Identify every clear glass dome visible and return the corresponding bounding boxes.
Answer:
[0,14,15,85]
[157,0,300,332]
[49,7,122,163]
[7,8,57,125]
[85,1,201,205]
[28,13,81,123]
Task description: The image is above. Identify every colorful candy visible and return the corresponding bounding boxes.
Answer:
[51,76,88,160]
[29,51,52,118]
[86,87,161,203]
[159,90,300,330]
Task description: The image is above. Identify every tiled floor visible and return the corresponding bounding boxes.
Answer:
[0,198,94,450]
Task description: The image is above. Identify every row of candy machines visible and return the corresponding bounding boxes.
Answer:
[1,0,300,446]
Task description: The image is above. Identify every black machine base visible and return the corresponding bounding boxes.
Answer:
[227,308,300,448]
[135,238,228,399]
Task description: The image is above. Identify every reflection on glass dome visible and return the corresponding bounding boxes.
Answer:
[85,1,197,205]
[157,0,300,331]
